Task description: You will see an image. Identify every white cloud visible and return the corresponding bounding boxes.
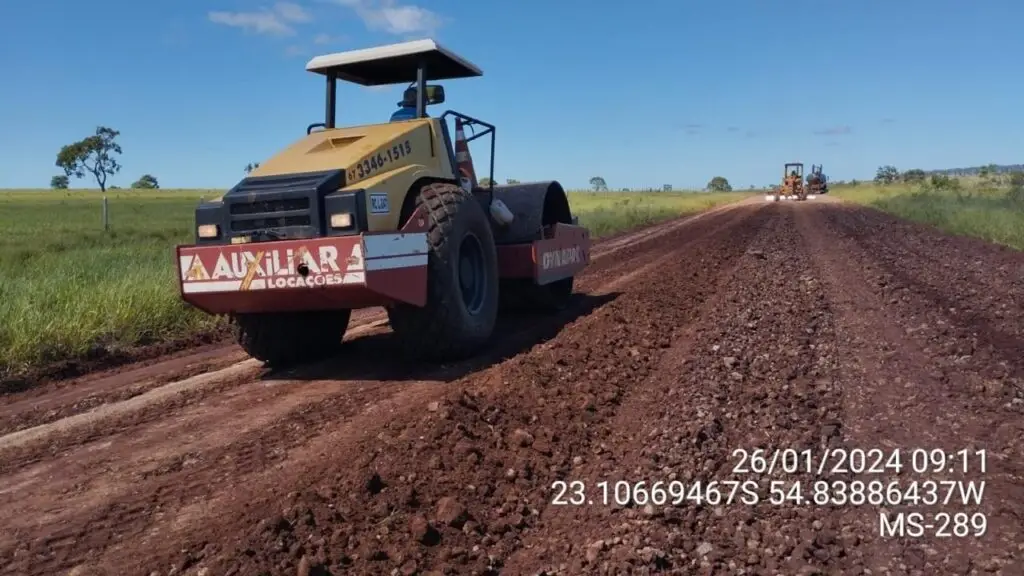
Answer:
[313,32,348,44]
[275,2,312,22]
[208,10,293,35]
[369,5,441,34]
[328,0,443,35]
[208,2,312,36]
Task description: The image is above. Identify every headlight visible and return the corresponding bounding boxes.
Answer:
[197,224,219,238]
[330,212,353,228]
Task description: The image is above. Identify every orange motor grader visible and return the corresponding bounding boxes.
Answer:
[769,163,808,201]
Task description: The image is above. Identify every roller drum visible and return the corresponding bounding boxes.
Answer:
[488,181,573,245]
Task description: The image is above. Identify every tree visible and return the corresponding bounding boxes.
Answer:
[132,174,159,189]
[874,165,899,185]
[930,173,959,190]
[589,176,608,191]
[706,176,732,192]
[1006,171,1024,204]
[505,178,520,185]
[50,175,69,189]
[478,177,493,187]
[55,126,122,192]
[979,163,1002,186]
[1008,171,1024,188]
[244,162,261,174]
[902,169,926,183]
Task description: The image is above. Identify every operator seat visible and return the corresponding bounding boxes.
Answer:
[390,87,430,122]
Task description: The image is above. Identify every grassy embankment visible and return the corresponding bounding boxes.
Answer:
[0,188,748,377]
[832,177,1024,250]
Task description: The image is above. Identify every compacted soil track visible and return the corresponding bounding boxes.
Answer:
[1,198,1022,576]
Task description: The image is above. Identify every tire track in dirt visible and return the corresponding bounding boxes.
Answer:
[0,320,394,462]
[797,204,1023,574]
[0,202,763,576]
[585,195,762,258]
[0,345,249,436]
[0,313,384,436]
[821,205,1024,382]
[826,205,1024,312]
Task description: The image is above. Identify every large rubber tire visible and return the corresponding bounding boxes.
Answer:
[233,309,351,367]
[387,182,499,361]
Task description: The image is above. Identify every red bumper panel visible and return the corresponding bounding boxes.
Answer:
[533,223,590,285]
[496,223,591,284]
[176,233,428,315]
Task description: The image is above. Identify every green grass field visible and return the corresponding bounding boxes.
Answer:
[832,180,1024,250]
[0,188,747,377]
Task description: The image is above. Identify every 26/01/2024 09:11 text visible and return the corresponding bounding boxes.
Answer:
[728,448,986,476]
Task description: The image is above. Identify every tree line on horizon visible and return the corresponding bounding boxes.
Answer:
[872,163,1024,184]
[45,126,1021,193]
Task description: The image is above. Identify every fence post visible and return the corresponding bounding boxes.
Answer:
[102,196,109,231]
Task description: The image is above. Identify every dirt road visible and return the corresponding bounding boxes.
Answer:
[1,199,1021,576]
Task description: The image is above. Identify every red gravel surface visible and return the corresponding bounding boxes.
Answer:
[1,198,1021,576]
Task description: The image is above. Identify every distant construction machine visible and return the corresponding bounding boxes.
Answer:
[806,164,829,195]
[174,39,592,367]
[767,163,808,202]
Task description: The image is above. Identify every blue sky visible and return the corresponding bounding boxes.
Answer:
[1,0,1021,190]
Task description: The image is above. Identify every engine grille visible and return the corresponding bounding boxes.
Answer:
[231,215,312,232]
[222,170,344,239]
[229,197,310,215]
